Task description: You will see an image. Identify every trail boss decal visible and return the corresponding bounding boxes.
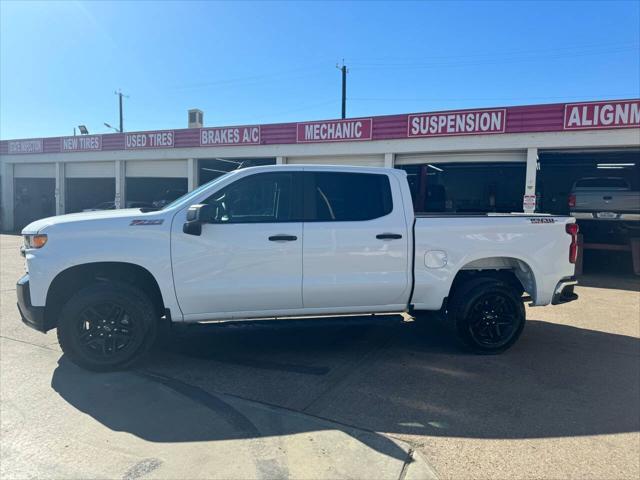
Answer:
[130,219,164,226]
[530,218,556,224]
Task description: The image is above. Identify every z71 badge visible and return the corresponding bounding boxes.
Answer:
[130,219,164,226]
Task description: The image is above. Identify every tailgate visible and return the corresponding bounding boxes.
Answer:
[575,190,640,213]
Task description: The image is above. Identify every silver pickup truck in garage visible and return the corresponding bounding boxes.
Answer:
[569,177,640,222]
[569,177,640,242]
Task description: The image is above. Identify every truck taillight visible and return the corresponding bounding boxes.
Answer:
[568,194,576,208]
[566,223,579,264]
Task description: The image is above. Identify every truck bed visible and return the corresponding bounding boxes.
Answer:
[411,214,575,310]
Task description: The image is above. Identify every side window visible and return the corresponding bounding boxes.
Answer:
[306,172,393,221]
[204,172,297,223]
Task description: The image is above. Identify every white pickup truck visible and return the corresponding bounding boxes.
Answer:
[17,165,579,371]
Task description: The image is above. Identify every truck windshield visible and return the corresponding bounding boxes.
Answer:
[160,171,237,210]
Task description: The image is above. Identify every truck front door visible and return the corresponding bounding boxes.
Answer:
[171,171,304,319]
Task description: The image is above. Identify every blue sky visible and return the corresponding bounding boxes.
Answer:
[1,0,639,139]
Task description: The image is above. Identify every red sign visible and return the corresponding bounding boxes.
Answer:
[297,118,373,143]
[3,98,640,156]
[564,100,640,130]
[125,131,174,149]
[200,126,260,146]
[408,108,506,137]
[8,139,43,154]
[61,135,102,152]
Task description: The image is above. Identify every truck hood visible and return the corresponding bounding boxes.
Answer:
[21,208,161,234]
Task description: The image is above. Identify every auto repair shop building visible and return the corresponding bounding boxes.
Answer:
[1,98,639,247]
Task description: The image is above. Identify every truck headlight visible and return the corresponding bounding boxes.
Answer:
[24,234,48,249]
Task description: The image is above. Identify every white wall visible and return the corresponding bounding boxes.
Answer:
[396,151,526,165]
[126,160,188,178]
[14,163,55,178]
[286,154,385,167]
[65,161,114,178]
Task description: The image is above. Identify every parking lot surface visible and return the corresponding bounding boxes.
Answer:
[1,233,639,479]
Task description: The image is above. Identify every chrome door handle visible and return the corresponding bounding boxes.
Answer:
[376,233,402,240]
[268,235,298,242]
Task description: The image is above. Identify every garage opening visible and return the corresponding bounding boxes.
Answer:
[14,178,55,230]
[537,149,640,243]
[538,149,640,275]
[12,163,56,230]
[64,161,116,213]
[65,178,116,213]
[198,158,275,186]
[537,150,639,215]
[126,177,188,209]
[396,162,526,214]
[125,160,188,209]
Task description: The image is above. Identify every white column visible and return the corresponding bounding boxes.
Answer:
[55,162,65,215]
[384,153,395,168]
[187,158,198,191]
[276,156,286,165]
[114,160,125,208]
[1,160,14,231]
[524,147,538,213]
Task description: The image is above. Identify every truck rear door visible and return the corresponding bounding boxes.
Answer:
[301,171,411,310]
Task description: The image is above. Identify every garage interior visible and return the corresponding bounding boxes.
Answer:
[537,149,639,218]
[14,177,55,228]
[65,178,115,213]
[538,148,640,274]
[398,162,526,214]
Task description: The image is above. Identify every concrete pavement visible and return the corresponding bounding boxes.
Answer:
[1,233,639,479]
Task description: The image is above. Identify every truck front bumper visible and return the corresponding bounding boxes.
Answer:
[551,277,579,305]
[16,274,48,332]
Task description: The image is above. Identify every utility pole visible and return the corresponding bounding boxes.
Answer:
[336,61,348,119]
[115,89,129,132]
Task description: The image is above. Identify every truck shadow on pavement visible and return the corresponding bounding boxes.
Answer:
[51,315,640,460]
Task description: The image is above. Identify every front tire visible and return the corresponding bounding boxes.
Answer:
[448,277,525,354]
[57,282,158,371]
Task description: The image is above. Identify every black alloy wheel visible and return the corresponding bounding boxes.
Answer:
[76,303,137,359]
[448,277,526,354]
[57,282,158,371]
[467,292,519,348]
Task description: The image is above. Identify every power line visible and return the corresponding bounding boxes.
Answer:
[349,45,639,70]
[349,94,640,103]
[348,42,640,65]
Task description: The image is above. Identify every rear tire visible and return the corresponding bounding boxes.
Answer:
[57,282,158,371]
[447,277,525,354]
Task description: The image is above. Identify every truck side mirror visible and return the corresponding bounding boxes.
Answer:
[183,204,213,236]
